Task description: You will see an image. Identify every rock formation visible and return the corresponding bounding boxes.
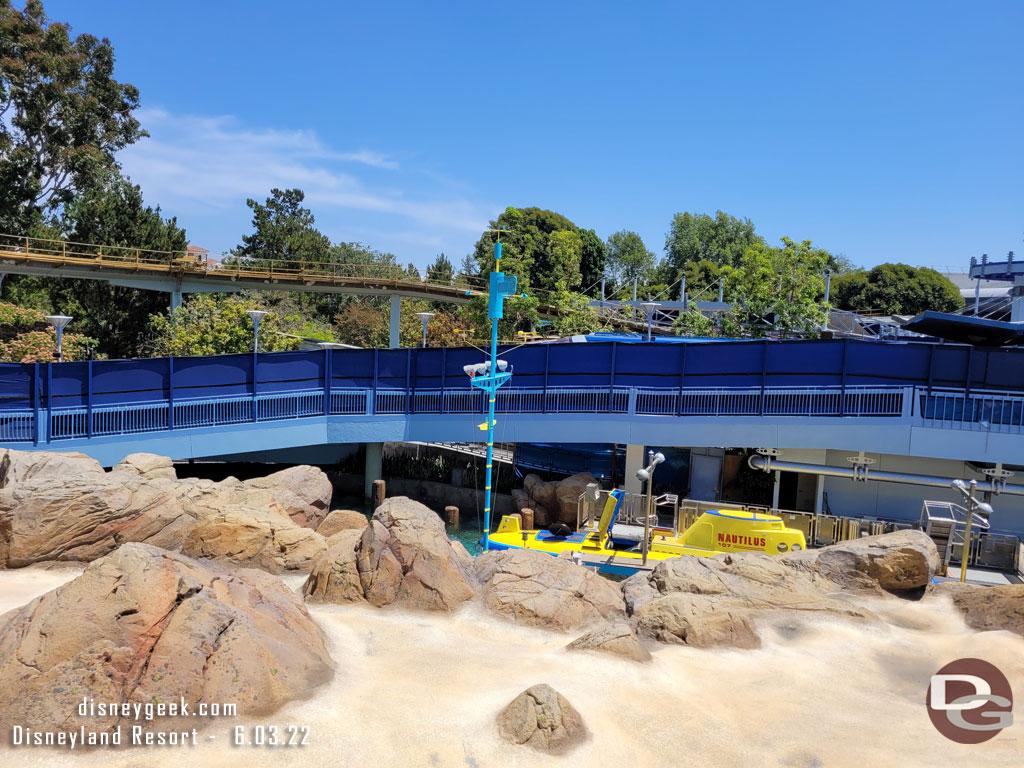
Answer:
[781,529,940,593]
[931,582,1024,637]
[242,465,332,528]
[622,552,871,649]
[0,469,194,567]
[519,471,598,525]
[112,452,177,480]
[496,684,588,754]
[566,622,652,662]
[475,548,625,630]
[317,509,369,537]
[303,496,477,611]
[0,449,335,568]
[0,543,333,744]
[183,505,327,573]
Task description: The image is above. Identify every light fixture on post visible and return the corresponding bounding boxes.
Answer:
[246,310,269,423]
[640,302,660,342]
[415,312,434,348]
[43,315,72,362]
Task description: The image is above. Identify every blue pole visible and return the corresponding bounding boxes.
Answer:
[483,316,498,551]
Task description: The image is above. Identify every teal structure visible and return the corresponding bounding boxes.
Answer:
[468,239,519,550]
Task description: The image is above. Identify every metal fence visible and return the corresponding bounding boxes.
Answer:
[4,383,1024,444]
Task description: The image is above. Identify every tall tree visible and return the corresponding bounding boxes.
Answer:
[0,0,145,232]
[577,228,606,295]
[605,230,656,296]
[832,264,962,315]
[232,188,330,268]
[426,252,454,284]
[663,211,762,281]
[722,237,830,337]
[472,206,577,293]
[4,175,187,358]
[547,229,582,289]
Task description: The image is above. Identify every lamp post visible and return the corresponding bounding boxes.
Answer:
[635,450,665,564]
[247,310,268,422]
[415,312,434,348]
[640,302,660,342]
[44,315,72,362]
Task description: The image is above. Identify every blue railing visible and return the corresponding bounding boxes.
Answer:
[8,382,1023,444]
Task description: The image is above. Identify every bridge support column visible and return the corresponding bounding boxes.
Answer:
[365,441,383,499]
[772,470,781,509]
[389,294,401,348]
[170,288,183,313]
[624,443,645,496]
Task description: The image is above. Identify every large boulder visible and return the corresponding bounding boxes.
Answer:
[781,530,940,593]
[554,472,598,525]
[475,548,625,631]
[183,505,327,573]
[302,529,365,603]
[0,543,333,744]
[523,474,558,511]
[496,684,587,754]
[0,448,103,489]
[304,497,477,611]
[622,552,871,649]
[931,582,1024,637]
[242,465,332,529]
[317,509,368,537]
[566,622,652,662]
[112,452,177,480]
[0,471,194,568]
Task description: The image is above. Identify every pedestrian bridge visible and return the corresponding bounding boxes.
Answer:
[1,338,1023,467]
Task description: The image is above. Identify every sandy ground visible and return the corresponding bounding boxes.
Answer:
[0,565,1021,768]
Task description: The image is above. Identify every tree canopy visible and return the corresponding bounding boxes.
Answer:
[0,0,145,232]
[663,211,763,280]
[231,188,331,268]
[831,263,962,316]
[605,230,656,297]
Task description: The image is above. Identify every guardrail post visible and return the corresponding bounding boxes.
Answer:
[324,346,331,416]
[901,387,914,419]
[87,359,93,438]
[371,348,378,415]
[251,349,258,423]
[839,338,848,416]
[440,347,447,411]
[168,356,175,430]
[542,344,549,413]
[405,348,412,414]
[32,362,40,445]
[678,344,687,416]
[759,339,768,416]
[628,386,637,415]
[45,362,52,443]
[609,341,617,406]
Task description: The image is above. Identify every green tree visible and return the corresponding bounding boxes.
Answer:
[232,188,330,268]
[663,211,762,282]
[549,279,605,336]
[425,252,454,284]
[577,228,605,295]
[605,230,656,297]
[722,237,830,337]
[547,229,582,289]
[4,175,187,358]
[0,300,95,360]
[831,263,962,315]
[673,307,716,337]
[148,295,302,356]
[0,0,145,232]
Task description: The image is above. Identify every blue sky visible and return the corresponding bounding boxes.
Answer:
[44,0,1024,271]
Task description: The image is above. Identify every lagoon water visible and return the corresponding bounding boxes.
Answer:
[1,565,1022,768]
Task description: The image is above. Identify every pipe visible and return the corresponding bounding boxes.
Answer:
[748,454,1024,497]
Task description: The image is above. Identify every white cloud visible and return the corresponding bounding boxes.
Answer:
[118,108,492,259]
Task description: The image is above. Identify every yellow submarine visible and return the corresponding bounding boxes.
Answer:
[485,489,807,575]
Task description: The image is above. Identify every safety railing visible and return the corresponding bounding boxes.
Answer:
[635,386,906,417]
[921,388,1024,432]
[2,384,1022,445]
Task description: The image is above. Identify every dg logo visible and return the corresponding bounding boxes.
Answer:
[927,658,1014,744]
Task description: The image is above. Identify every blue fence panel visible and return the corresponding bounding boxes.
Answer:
[257,351,323,394]
[330,348,376,388]
[766,340,844,387]
[167,354,251,400]
[90,358,169,405]
[983,348,1024,391]
[0,363,34,408]
[678,341,763,387]
[376,349,411,390]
